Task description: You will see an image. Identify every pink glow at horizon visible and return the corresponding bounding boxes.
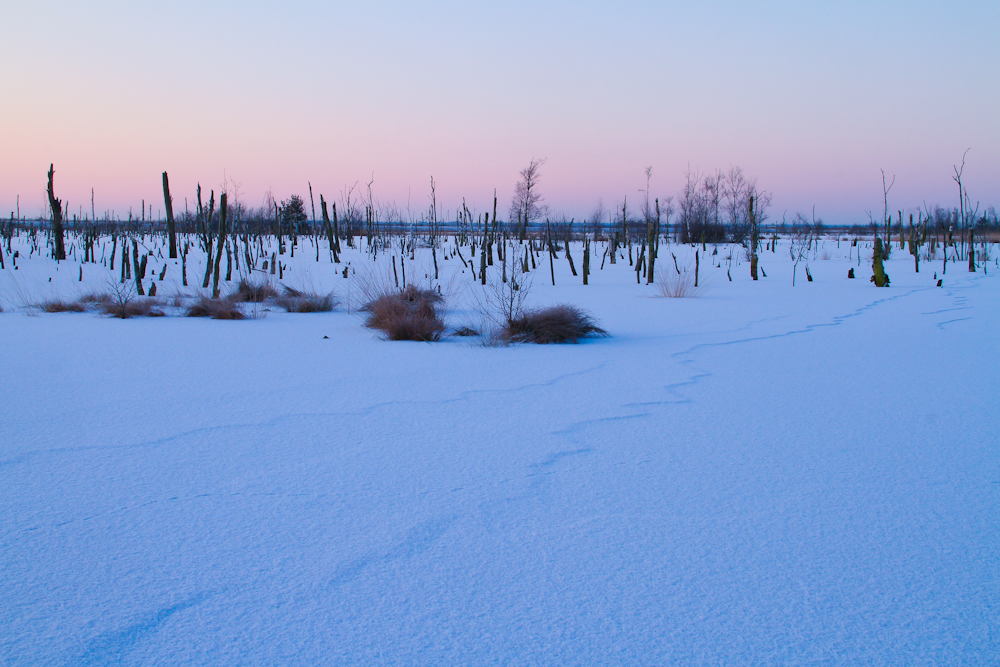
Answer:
[2,0,997,224]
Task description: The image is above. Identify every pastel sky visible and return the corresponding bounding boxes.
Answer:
[2,0,997,224]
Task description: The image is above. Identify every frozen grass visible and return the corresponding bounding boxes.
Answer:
[505,305,607,344]
[274,286,336,313]
[185,297,245,320]
[78,292,113,307]
[229,279,279,303]
[40,299,85,313]
[102,297,165,319]
[361,284,445,341]
[656,268,703,297]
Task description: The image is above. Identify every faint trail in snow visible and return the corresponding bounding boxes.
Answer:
[673,285,929,355]
[71,594,207,667]
[936,317,972,329]
[0,363,608,468]
[530,448,594,470]
[542,277,988,481]
[327,515,457,588]
[921,306,971,315]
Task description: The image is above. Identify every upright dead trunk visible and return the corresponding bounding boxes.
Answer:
[46,164,66,260]
[163,171,177,258]
[968,224,976,272]
[564,222,577,276]
[647,200,659,284]
[872,237,889,287]
[321,196,338,263]
[201,189,216,288]
[749,195,759,281]
[546,219,555,285]
[479,231,487,285]
[132,239,146,295]
[332,202,342,254]
[212,193,228,298]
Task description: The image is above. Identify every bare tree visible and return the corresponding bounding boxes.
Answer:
[880,169,895,259]
[475,244,533,339]
[641,166,654,223]
[678,165,701,243]
[510,158,547,241]
[745,188,772,280]
[106,279,136,319]
[704,169,723,240]
[953,148,974,271]
[789,214,813,286]
[588,200,606,239]
[724,166,754,244]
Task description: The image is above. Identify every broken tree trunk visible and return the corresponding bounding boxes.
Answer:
[46,164,66,261]
[212,193,228,298]
[163,171,177,258]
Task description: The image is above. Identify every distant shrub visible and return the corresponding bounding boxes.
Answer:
[78,292,113,306]
[504,305,607,344]
[361,284,444,341]
[185,297,245,320]
[274,286,336,313]
[41,299,85,313]
[656,269,703,298]
[102,297,164,319]
[229,278,278,303]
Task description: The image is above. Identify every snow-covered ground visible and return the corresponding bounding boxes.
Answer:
[2,234,998,665]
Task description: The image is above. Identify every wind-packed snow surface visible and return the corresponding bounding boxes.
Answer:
[2,236,998,665]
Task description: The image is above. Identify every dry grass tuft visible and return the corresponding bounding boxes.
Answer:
[78,292,113,306]
[41,299,86,313]
[102,298,165,318]
[656,270,703,298]
[274,286,336,313]
[185,297,245,320]
[504,305,607,344]
[229,279,279,303]
[361,284,445,341]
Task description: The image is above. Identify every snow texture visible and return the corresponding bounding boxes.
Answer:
[2,236,998,665]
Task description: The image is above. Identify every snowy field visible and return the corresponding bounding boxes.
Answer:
[2,234,998,665]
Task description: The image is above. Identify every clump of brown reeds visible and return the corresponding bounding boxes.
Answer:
[41,299,86,313]
[504,305,607,344]
[361,284,445,341]
[102,297,165,319]
[229,278,279,303]
[185,297,245,320]
[78,292,113,307]
[274,286,336,313]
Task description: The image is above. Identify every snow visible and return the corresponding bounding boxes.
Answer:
[2,235,998,665]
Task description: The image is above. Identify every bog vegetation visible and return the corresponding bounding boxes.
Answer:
[2,161,997,342]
